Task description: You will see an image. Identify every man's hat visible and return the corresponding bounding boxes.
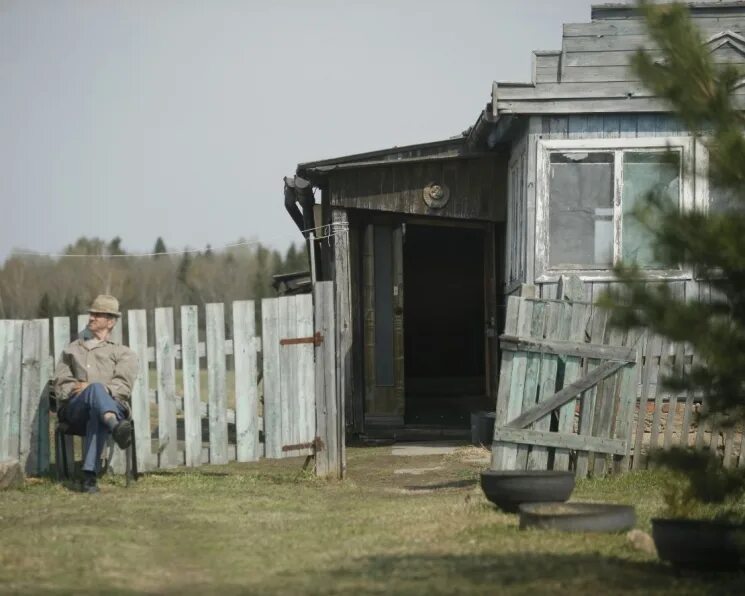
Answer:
[88,294,121,317]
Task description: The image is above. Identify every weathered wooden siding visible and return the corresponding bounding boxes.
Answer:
[494,7,745,114]
[329,157,507,222]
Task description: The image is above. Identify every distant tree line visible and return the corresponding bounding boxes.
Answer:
[0,236,309,320]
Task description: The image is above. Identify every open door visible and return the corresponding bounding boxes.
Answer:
[403,224,487,427]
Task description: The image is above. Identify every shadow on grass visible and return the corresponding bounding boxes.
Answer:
[275,552,745,594]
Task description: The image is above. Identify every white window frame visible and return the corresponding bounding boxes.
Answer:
[535,136,697,283]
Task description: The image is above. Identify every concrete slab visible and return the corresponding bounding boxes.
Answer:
[391,442,465,457]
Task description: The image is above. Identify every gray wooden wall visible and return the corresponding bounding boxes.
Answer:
[329,157,507,222]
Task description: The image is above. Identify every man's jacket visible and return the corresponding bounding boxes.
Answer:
[53,337,139,403]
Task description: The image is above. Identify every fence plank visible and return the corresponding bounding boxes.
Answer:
[679,345,696,448]
[0,323,18,461]
[181,306,202,467]
[278,297,294,456]
[155,308,179,468]
[556,302,591,472]
[516,301,546,469]
[128,310,151,471]
[575,308,604,478]
[51,317,73,475]
[592,326,624,477]
[616,330,643,472]
[633,334,657,469]
[262,298,281,459]
[77,314,88,338]
[233,300,259,462]
[494,427,627,456]
[315,282,341,477]
[501,298,533,469]
[296,294,315,454]
[528,301,565,470]
[649,339,671,451]
[19,320,48,475]
[491,297,521,469]
[206,303,228,465]
[663,343,685,451]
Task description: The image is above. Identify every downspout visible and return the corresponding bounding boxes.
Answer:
[283,175,315,237]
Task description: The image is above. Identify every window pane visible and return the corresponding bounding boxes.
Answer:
[622,151,679,267]
[549,152,614,267]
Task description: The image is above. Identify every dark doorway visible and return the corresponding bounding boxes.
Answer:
[403,224,485,427]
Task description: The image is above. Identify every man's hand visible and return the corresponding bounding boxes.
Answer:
[70,381,89,397]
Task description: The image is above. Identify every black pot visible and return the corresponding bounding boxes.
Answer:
[480,470,575,513]
[652,518,745,570]
[519,502,636,533]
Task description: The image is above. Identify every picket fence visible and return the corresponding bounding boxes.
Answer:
[0,284,341,478]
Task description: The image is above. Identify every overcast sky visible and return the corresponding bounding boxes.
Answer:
[1,0,597,262]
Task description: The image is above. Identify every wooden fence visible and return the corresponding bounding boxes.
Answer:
[491,291,744,477]
[0,282,343,478]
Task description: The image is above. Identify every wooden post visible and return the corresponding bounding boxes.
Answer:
[314,281,342,478]
[333,208,352,453]
[262,298,281,459]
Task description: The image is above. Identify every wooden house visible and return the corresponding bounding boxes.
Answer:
[284,2,745,437]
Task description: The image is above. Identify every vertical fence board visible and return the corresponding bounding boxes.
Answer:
[128,310,151,471]
[649,339,671,451]
[181,306,202,467]
[262,299,281,459]
[516,301,546,469]
[278,297,294,456]
[527,301,565,470]
[491,297,521,469]
[575,306,604,478]
[501,298,533,470]
[155,308,178,468]
[296,295,315,453]
[614,329,643,473]
[233,300,259,462]
[206,303,228,465]
[19,320,48,475]
[557,302,590,473]
[0,322,23,462]
[592,326,624,477]
[663,343,685,451]
[51,317,73,475]
[77,314,88,337]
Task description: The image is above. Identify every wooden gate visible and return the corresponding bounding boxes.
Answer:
[491,295,640,478]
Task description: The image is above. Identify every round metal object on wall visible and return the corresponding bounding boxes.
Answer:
[423,182,450,209]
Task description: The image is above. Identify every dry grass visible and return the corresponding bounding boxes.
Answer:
[1,447,743,595]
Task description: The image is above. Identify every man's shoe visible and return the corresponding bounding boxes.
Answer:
[82,474,99,494]
[112,420,133,449]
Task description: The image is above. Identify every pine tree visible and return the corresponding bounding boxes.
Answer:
[604,1,745,500]
[153,237,167,259]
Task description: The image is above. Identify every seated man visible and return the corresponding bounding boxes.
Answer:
[54,294,139,494]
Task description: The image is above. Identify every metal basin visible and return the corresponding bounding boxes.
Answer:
[480,470,575,513]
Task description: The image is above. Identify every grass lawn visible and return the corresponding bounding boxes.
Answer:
[1,446,743,595]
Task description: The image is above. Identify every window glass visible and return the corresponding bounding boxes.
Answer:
[622,151,679,267]
[549,152,614,267]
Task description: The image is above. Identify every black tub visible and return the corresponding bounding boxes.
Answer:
[652,518,745,570]
[480,470,575,513]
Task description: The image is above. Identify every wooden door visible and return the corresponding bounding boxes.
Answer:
[362,223,405,424]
